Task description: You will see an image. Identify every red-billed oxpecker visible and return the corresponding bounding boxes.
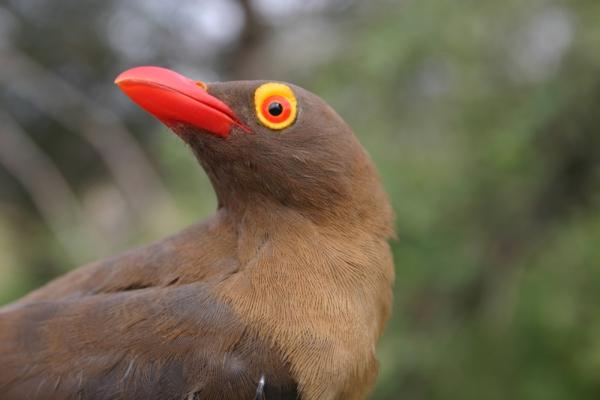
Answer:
[0,66,395,400]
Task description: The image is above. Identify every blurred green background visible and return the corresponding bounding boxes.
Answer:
[1,0,600,398]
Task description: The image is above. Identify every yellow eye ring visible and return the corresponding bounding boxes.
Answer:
[254,82,297,130]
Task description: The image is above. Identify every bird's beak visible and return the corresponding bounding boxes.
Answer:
[115,66,249,137]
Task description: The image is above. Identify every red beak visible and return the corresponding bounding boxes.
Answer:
[115,66,249,137]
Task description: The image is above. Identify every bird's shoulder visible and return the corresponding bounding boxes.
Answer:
[15,211,241,304]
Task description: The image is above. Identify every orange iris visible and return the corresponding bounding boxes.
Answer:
[261,95,292,124]
[254,82,297,130]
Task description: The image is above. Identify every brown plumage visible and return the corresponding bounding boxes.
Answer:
[0,67,395,400]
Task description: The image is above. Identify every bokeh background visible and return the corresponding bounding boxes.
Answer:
[1,0,600,398]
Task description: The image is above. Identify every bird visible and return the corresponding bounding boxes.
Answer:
[0,66,395,400]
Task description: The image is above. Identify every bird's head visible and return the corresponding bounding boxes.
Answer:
[116,66,392,231]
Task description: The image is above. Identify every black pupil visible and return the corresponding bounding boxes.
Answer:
[268,102,283,116]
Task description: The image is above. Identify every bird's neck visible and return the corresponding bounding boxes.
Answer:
[214,199,394,400]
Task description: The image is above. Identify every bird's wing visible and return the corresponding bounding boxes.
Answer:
[0,282,298,400]
[16,216,240,304]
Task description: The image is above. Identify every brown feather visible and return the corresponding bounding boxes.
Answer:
[1,282,298,399]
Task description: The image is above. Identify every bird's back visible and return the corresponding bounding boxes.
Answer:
[0,283,299,399]
[0,218,299,399]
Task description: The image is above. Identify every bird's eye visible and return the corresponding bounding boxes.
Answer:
[254,82,297,130]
